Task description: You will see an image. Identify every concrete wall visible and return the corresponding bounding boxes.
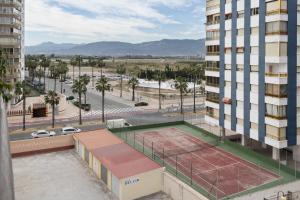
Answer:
[10,135,74,157]
[120,168,164,200]
[162,172,208,200]
[233,180,300,200]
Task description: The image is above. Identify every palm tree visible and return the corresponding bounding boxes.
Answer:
[81,74,90,104]
[96,77,110,122]
[36,68,44,91]
[50,63,60,92]
[154,70,166,110]
[26,56,38,83]
[58,61,69,94]
[0,50,8,80]
[88,57,97,87]
[15,81,30,130]
[175,77,188,114]
[189,63,201,113]
[116,64,126,97]
[70,57,77,82]
[0,50,11,103]
[75,55,83,78]
[128,77,139,101]
[72,78,86,125]
[44,90,60,128]
[97,58,106,77]
[40,56,51,92]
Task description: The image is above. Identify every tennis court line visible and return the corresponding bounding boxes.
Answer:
[165,158,227,196]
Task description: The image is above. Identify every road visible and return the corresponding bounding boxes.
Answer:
[9,77,205,141]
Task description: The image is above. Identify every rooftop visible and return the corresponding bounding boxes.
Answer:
[74,129,123,150]
[93,143,162,179]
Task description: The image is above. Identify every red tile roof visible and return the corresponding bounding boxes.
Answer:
[92,143,162,179]
[73,129,123,150]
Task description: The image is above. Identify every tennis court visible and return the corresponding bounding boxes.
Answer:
[126,127,280,199]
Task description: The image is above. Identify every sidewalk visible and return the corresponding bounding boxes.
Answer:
[8,94,80,124]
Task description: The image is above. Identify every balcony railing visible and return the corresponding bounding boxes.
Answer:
[206,52,220,56]
[206,97,219,104]
[206,82,219,87]
[265,113,287,120]
[206,67,220,72]
[265,73,287,78]
[266,134,286,141]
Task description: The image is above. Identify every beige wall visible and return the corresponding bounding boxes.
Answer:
[163,172,208,200]
[120,168,164,200]
[10,135,74,156]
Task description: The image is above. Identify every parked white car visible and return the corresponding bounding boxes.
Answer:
[31,130,56,138]
[62,127,81,135]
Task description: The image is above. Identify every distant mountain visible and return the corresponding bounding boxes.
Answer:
[25,39,205,57]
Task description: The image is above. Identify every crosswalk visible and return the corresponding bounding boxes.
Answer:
[83,107,142,117]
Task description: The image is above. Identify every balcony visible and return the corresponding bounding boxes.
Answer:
[0,0,22,9]
[265,84,287,98]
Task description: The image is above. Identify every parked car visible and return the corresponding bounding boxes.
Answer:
[62,127,81,135]
[65,80,73,85]
[31,130,56,138]
[66,96,75,101]
[135,102,148,107]
[124,122,132,127]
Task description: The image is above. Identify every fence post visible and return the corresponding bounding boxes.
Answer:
[143,136,145,153]
[134,132,136,148]
[152,142,154,159]
[295,161,297,179]
[237,165,240,193]
[190,161,193,185]
[163,148,165,166]
[176,155,178,177]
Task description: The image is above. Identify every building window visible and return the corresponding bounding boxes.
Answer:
[266,21,287,35]
[251,8,259,16]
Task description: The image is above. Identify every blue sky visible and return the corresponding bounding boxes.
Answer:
[25,0,205,46]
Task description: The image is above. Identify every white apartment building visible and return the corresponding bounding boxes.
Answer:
[0,0,24,87]
[205,0,300,161]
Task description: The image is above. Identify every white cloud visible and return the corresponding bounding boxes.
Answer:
[25,0,203,45]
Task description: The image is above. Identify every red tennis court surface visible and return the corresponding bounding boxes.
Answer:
[133,127,280,199]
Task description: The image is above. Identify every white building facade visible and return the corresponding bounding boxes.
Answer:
[205,0,300,161]
[0,0,24,85]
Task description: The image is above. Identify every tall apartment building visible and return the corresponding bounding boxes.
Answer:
[0,0,24,88]
[205,0,300,161]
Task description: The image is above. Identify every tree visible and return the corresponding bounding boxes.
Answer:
[88,57,97,88]
[40,55,51,92]
[154,70,166,110]
[44,90,60,128]
[175,77,188,114]
[189,63,201,113]
[116,64,126,97]
[97,59,106,77]
[128,77,139,101]
[26,56,38,83]
[70,57,77,82]
[36,68,44,91]
[96,77,110,122]
[72,78,86,125]
[80,74,90,104]
[51,63,60,92]
[0,50,11,103]
[75,55,83,78]
[58,61,69,94]
[15,81,30,130]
